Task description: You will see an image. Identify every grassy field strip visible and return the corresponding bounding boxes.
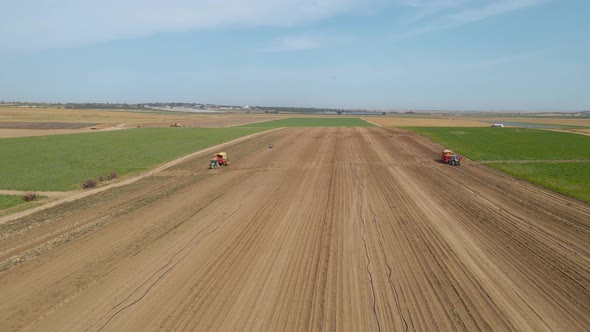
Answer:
[0,194,26,210]
[487,162,590,203]
[0,127,284,224]
[407,127,590,160]
[406,127,590,203]
[0,189,71,195]
[0,190,68,213]
[0,127,270,191]
[239,117,373,127]
[0,193,48,215]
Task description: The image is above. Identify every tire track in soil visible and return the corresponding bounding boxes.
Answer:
[0,127,589,331]
[348,159,384,331]
[0,176,202,269]
[82,128,324,331]
[365,127,590,331]
[87,202,243,332]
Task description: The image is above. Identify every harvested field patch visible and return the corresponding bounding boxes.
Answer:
[568,128,590,135]
[0,127,588,331]
[0,107,293,138]
[0,122,97,129]
[0,129,98,138]
[240,117,373,127]
[473,117,590,127]
[369,117,489,127]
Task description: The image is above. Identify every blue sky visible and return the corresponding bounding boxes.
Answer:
[0,0,588,111]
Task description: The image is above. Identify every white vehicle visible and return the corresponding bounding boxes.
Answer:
[491,123,504,127]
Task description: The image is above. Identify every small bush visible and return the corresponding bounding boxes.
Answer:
[23,192,37,201]
[82,180,97,189]
[99,172,118,181]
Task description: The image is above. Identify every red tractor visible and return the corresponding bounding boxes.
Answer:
[441,149,462,166]
[209,152,230,169]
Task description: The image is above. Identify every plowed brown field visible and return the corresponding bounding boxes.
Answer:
[1,127,589,331]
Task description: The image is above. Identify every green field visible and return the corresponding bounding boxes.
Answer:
[0,127,266,191]
[241,118,373,128]
[487,162,590,203]
[407,127,590,160]
[0,194,26,210]
[407,127,590,203]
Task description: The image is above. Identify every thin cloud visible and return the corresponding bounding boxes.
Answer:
[0,0,547,53]
[395,0,547,38]
[399,0,470,23]
[0,0,375,53]
[257,35,321,53]
[462,50,548,69]
[449,0,547,24]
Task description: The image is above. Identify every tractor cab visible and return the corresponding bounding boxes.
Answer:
[441,149,462,166]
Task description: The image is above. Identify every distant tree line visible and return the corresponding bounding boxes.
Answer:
[65,103,147,110]
[64,102,210,110]
[256,106,349,114]
[144,102,205,107]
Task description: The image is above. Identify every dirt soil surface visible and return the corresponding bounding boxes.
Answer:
[1,127,589,331]
[558,128,590,136]
[0,122,98,129]
[370,117,490,127]
[0,107,291,138]
[473,117,590,127]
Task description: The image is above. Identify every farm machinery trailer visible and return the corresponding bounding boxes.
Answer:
[441,149,462,166]
[209,152,230,169]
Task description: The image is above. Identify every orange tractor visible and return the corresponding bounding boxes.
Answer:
[209,152,230,169]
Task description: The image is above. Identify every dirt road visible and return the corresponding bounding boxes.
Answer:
[1,127,589,331]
